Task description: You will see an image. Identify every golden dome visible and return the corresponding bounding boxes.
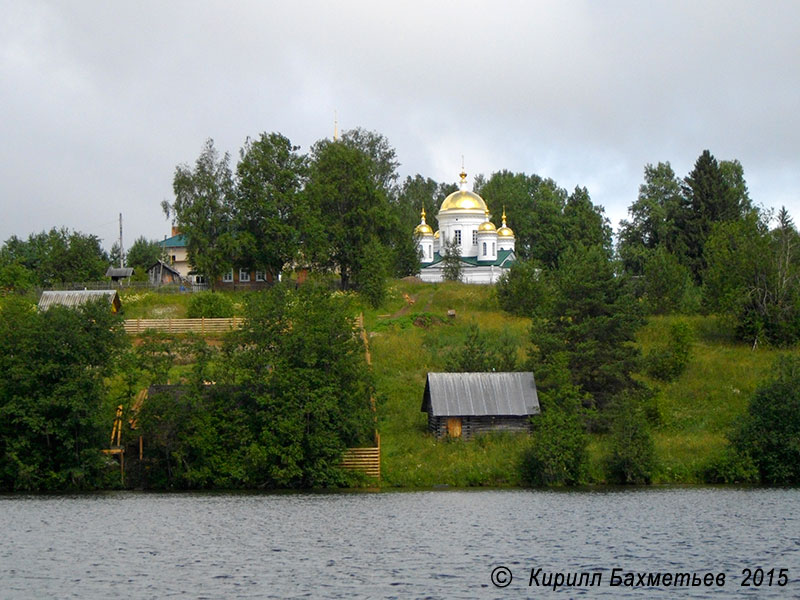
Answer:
[440,190,488,213]
[497,207,514,238]
[439,169,487,213]
[434,230,440,239]
[477,209,496,232]
[414,206,434,236]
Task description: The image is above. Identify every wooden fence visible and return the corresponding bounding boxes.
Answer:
[340,432,381,480]
[123,317,241,335]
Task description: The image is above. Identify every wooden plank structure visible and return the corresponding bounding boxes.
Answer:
[124,317,241,335]
[340,432,381,479]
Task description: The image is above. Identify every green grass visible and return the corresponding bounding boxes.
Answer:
[113,279,791,487]
[368,281,789,487]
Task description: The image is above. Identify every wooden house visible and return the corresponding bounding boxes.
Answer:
[38,290,122,313]
[421,372,540,439]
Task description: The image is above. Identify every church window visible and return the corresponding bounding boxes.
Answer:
[483,242,487,255]
[454,230,462,244]
[472,230,478,245]
[492,242,496,254]
[429,246,432,258]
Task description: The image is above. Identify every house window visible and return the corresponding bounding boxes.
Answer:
[255,270,266,282]
[239,269,251,282]
[454,230,461,244]
[482,242,487,256]
[171,255,177,263]
[223,269,233,283]
[195,275,205,284]
[472,230,478,245]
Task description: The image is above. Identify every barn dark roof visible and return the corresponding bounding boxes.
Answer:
[421,372,540,417]
[146,260,182,277]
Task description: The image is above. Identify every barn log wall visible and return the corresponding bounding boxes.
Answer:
[428,414,531,439]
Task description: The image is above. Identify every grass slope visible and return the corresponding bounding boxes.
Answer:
[366,280,785,486]
[113,280,786,486]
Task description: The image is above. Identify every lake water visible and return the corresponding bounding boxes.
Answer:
[1,487,798,599]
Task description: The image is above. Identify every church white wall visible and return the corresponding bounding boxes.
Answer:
[437,212,485,258]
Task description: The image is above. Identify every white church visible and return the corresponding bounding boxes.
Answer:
[415,169,516,284]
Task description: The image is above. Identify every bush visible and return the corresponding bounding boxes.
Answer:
[187,292,234,318]
[645,320,692,381]
[703,447,758,484]
[605,396,657,484]
[519,406,588,486]
[732,356,800,484]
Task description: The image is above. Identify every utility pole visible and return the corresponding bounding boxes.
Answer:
[119,213,124,268]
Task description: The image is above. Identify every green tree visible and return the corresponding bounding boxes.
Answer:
[520,406,588,486]
[678,150,750,281]
[340,127,399,195]
[0,297,127,491]
[605,395,657,484]
[479,171,569,266]
[304,140,392,290]
[563,186,613,257]
[733,356,800,484]
[496,259,550,317]
[528,244,644,412]
[163,139,236,290]
[228,284,374,487]
[441,236,462,282]
[126,236,164,272]
[234,132,308,279]
[704,209,800,345]
[618,162,684,275]
[642,245,691,314]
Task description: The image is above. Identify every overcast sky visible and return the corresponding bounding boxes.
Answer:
[2,0,799,252]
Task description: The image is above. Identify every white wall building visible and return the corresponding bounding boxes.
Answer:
[417,170,516,284]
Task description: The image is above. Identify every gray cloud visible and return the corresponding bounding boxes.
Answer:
[1,0,798,250]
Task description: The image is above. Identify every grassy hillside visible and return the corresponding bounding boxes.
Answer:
[112,280,785,486]
[363,279,785,486]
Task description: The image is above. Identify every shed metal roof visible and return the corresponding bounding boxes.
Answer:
[421,372,540,417]
[106,267,134,278]
[38,290,121,311]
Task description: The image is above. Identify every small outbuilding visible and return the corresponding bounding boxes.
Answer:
[38,290,122,313]
[106,267,134,283]
[146,260,185,285]
[421,372,540,439]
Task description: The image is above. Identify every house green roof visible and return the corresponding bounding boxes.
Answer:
[159,234,187,248]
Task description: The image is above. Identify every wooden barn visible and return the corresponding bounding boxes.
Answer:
[38,289,122,313]
[146,260,185,285]
[421,372,540,439]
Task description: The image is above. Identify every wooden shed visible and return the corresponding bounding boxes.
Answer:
[146,260,184,285]
[105,267,134,282]
[38,290,122,313]
[421,372,540,439]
